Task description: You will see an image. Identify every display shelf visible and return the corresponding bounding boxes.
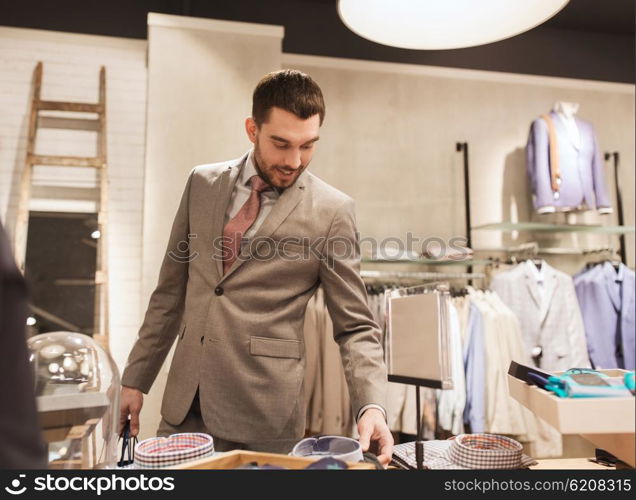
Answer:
[508,371,635,467]
[361,258,492,266]
[473,246,615,256]
[473,221,635,234]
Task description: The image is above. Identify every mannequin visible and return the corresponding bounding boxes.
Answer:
[552,101,581,151]
[525,101,613,215]
[534,102,582,214]
[552,100,579,116]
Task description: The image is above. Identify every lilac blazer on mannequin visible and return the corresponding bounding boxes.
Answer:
[526,111,612,213]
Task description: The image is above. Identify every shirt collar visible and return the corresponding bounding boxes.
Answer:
[241,149,259,186]
[604,260,624,283]
[527,259,544,283]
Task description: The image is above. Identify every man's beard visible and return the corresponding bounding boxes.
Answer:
[253,140,307,189]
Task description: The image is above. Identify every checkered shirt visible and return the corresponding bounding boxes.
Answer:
[134,433,215,469]
[393,434,537,470]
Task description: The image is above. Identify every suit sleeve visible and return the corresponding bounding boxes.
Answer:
[526,119,556,212]
[318,198,388,417]
[121,170,194,393]
[574,275,599,368]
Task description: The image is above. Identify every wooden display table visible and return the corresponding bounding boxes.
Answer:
[171,450,376,470]
[530,458,614,470]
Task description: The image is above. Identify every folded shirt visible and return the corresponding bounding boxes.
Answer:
[392,434,537,470]
[134,433,215,469]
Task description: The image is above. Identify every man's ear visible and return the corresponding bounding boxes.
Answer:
[245,117,258,144]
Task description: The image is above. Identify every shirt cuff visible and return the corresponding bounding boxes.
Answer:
[598,207,613,215]
[356,404,387,422]
[536,205,556,214]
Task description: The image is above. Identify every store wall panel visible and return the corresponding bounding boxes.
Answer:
[287,55,635,271]
[0,26,147,386]
[141,13,283,439]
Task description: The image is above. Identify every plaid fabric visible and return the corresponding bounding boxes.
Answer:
[392,434,537,470]
[392,440,454,470]
[446,434,536,469]
[134,433,215,469]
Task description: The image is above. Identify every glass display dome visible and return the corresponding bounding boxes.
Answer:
[27,331,120,469]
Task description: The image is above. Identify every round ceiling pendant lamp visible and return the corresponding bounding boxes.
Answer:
[337,0,570,50]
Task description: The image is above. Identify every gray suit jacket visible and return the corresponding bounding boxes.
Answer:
[121,153,387,443]
[491,261,590,371]
[526,111,611,212]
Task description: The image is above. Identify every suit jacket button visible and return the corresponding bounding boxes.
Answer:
[200,336,204,344]
[214,286,224,296]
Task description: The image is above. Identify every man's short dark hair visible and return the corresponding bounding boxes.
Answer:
[252,69,325,126]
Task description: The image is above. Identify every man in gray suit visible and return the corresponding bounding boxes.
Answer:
[120,70,393,464]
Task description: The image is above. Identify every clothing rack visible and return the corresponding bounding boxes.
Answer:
[501,242,539,259]
[485,256,538,268]
[582,247,622,270]
[476,244,619,257]
[581,246,618,256]
[484,245,620,270]
[539,246,614,256]
[361,270,485,282]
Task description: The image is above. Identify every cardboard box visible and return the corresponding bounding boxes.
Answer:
[508,371,635,467]
[171,450,376,470]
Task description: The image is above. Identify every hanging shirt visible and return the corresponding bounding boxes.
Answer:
[461,300,486,433]
[437,302,466,436]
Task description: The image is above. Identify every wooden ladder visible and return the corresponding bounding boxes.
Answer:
[14,61,110,351]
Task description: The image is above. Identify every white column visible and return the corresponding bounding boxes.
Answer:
[140,12,284,438]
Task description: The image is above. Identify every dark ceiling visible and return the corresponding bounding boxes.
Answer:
[1,0,634,83]
[541,0,634,34]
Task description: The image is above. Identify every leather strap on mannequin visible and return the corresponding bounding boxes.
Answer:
[540,114,561,194]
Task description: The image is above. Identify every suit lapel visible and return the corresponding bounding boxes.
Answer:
[217,172,306,284]
[211,155,246,278]
[523,261,542,311]
[603,261,622,312]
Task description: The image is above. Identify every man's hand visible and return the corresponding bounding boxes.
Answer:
[119,386,143,437]
[357,408,394,467]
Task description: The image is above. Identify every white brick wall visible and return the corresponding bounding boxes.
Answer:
[0,26,147,374]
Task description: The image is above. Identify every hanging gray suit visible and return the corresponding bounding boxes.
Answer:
[491,260,590,371]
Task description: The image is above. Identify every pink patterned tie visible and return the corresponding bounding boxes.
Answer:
[222,175,271,274]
